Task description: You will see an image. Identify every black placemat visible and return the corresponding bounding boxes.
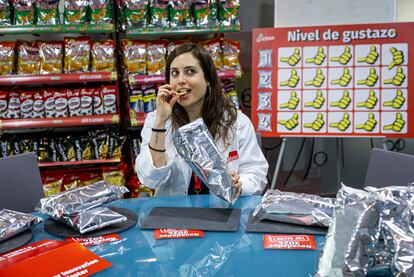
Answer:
[245,211,328,235]
[0,230,33,254]
[44,207,137,238]
[140,207,241,232]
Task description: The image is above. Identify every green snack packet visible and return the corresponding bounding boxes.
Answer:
[219,0,239,27]
[64,0,88,24]
[90,0,113,24]
[193,0,218,28]
[0,0,11,25]
[149,0,169,28]
[169,0,194,28]
[13,0,36,26]
[37,0,60,25]
[122,0,148,28]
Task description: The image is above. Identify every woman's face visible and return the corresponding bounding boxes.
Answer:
[169,52,209,113]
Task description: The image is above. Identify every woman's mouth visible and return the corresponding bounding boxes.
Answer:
[175,88,191,96]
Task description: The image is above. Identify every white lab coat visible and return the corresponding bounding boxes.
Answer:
[135,110,269,196]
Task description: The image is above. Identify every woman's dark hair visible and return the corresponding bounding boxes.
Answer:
[166,43,237,144]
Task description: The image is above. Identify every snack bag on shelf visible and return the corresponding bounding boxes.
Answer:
[142,84,156,113]
[64,37,91,73]
[0,0,11,25]
[49,137,58,161]
[0,90,7,118]
[67,88,81,116]
[54,89,69,117]
[91,40,115,72]
[201,37,223,70]
[39,41,63,74]
[147,40,166,75]
[193,0,218,28]
[36,137,49,162]
[169,0,194,28]
[32,90,45,118]
[89,129,109,159]
[0,42,15,76]
[130,136,141,159]
[80,87,93,115]
[6,91,20,119]
[167,39,188,56]
[37,0,60,25]
[13,0,35,25]
[218,0,239,27]
[81,171,102,186]
[221,38,241,71]
[64,0,88,24]
[43,89,55,118]
[149,0,169,28]
[108,132,125,159]
[93,86,104,115]
[0,138,12,157]
[102,85,117,114]
[62,172,81,190]
[120,0,148,28]
[102,165,126,186]
[20,90,34,118]
[71,136,92,161]
[41,171,64,196]
[89,0,113,24]
[10,136,23,155]
[17,41,41,75]
[121,39,146,75]
[129,86,144,114]
[57,136,76,161]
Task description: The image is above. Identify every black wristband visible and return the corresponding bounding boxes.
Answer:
[149,144,166,152]
[152,128,166,132]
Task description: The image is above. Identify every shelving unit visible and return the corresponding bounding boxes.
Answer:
[125,25,241,36]
[39,158,121,168]
[0,23,115,35]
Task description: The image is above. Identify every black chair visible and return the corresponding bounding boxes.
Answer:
[364,148,414,188]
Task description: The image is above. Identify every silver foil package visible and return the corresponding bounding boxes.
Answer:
[172,118,237,204]
[0,209,43,243]
[36,180,129,218]
[58,206,127,234]
[253,189,334,227]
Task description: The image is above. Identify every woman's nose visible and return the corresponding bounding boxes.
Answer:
[178,73,186,83]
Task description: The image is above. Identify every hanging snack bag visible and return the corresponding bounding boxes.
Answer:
[6,91,20,119]
[219,0,239,27]
[147,40,166,75]
[91,40,115,72]
[221,38,241,71]
[90,0,113,24]
[149,0,169,28]
[67,88,81,116]
[0,0,11,25]
[0,90,7,118]
[17,41,40,75]
[102,85,117,114]
[32,90,45,118]
[193,0,218,28]
[80,87,93,116]
[37,0,60,25]
[20,90,34,118]
[121,0,148,28]
[54,89,68,118]
[0,42,15,76]
[43,89,55,118]
[13,0,35,25]
[121,40,146,75]
[202,37,223,70]
[169,0,193,28]
[64,37,91,73]
[64,0,88,24]
[93,86,104,115]
[39,41,63,74]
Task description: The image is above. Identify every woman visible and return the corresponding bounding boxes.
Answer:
[136,43,268,198]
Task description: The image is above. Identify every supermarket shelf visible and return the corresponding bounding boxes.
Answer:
[129,112,147,127]
[126,25,241,36]
[39,159,121,168]
[0,114,119,130]
[0,72,117,85]
[128,70,242,85]
[0,23,115,35]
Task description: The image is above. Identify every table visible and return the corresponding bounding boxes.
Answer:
[32,195,325,276]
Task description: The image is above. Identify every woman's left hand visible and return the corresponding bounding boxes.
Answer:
[231,171,242,198]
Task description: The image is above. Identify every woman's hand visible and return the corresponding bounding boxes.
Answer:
[231,171,242,198]
[155,84,180,124]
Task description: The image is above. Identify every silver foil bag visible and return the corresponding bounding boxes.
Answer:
[172,118,236,204]
[252,189,334,227]
[37,181,129,218]
[316,185,381,277]
[58,206,127,234]
[0,209,43,242]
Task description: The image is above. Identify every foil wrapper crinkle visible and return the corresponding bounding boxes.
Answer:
[316,184,414,277]
[0,209,43,242]
[252,189,334,227]
[172,118,236,204]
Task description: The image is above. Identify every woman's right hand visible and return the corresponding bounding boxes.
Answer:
[155,84,180,124]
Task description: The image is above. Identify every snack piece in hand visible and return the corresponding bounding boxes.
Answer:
[175,88,190,96]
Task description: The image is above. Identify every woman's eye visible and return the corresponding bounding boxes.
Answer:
[170,70,178,77]
[186,69,196,75]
